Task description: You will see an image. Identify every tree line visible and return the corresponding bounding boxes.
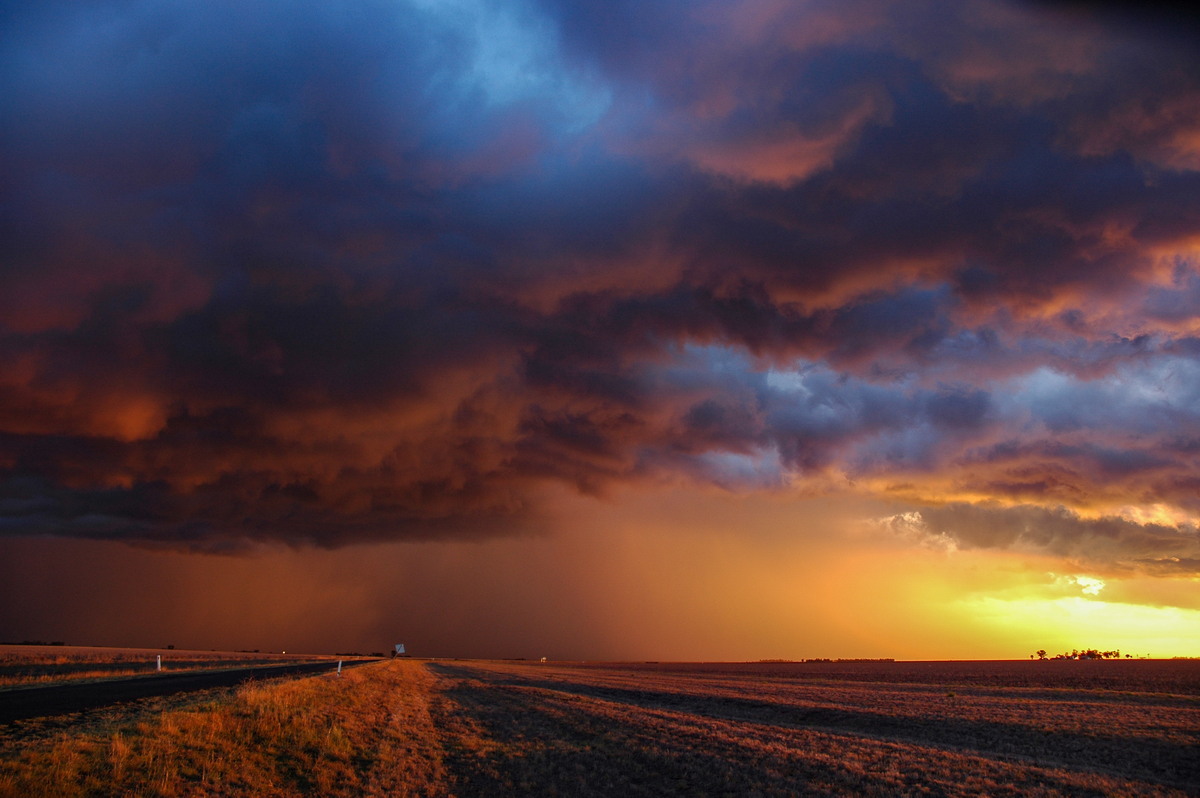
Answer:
[1031,648,1129,660]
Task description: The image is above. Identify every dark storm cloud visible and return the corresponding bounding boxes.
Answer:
[1,0,1198,560]
[1025,1,1200,42]
[909,503,1200,572]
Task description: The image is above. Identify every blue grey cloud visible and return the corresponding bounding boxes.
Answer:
[0,0,1198,557]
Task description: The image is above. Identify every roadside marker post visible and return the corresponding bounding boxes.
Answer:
[337,660,342,677]
[157,655,162,672]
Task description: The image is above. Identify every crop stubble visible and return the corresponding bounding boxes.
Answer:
[0,645,345,689]
[426,660,1199,796]
[0,658,1196,796]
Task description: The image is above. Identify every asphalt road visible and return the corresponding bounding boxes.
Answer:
[0,659,381,723]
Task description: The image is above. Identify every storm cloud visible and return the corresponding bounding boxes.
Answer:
[2,0,1198,566]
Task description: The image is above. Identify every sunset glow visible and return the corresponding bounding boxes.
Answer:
[2,0,1199,660]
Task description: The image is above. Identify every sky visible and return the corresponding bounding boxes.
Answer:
[1,0,1198,660]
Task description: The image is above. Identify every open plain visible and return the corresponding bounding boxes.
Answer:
[0,645,348,689]
[1,657,1196,796]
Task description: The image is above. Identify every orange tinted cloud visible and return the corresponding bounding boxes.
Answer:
[0,0,1197,574]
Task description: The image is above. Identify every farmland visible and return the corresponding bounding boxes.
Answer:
[0,645,349,689]
[1,657,1197,796]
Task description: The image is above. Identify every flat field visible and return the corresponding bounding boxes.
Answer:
[0,645,346,689]
[1,658,1197,796]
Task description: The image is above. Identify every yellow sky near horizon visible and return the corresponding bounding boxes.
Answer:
[2,485,1195,661]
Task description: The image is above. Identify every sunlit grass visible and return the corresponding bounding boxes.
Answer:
[1,658,1196,796]
[0,661,447,797]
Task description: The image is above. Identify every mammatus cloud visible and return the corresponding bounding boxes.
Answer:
[1,0,1198,566]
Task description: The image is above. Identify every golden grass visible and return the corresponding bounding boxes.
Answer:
[1,658,1196,796]
[0,661,446,797]
[0,645,344,689]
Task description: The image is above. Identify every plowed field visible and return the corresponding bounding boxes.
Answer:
[2,658,1196,796]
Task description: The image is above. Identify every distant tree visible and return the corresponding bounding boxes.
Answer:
[1045,646,1128,660]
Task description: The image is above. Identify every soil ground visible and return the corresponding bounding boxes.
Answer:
[1,658,1196,796]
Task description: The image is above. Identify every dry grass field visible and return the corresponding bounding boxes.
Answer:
[1,658,1196,796]
[0,645,346,689]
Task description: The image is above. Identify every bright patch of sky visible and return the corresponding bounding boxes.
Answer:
[408,0,610,132]
[958,594,1199,658]
[1051,573,1106,596]
[765,366,811,396]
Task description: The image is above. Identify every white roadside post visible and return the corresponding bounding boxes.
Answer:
[156,655,162,672]
[337,660,343,677]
